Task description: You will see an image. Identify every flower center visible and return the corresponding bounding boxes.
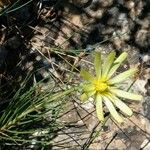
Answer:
[94,80,108,92]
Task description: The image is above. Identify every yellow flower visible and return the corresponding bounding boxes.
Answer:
[80,51,142,123]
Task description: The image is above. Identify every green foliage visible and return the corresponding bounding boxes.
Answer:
[0,74,77,148]
[0,0,33,16]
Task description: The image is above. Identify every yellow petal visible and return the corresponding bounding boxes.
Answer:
[94,51,102,78]
[80,90,96,102]
[109,95,133,116]
[82,84,95,92]
[110,89,143,101]
[86,90,96,97]
[103,96,123,123]
[80,69,95,82]
[95,94,104,121]
[107,52,127,78]
[109,68,138,84]
[102,52,116,77]
[80,93,88,102]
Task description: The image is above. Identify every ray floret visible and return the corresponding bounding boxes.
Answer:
[80,51,143,123]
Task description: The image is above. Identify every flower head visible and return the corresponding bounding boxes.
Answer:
[80,51,142,123]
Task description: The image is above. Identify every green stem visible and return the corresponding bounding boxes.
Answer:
[0,86,79,132]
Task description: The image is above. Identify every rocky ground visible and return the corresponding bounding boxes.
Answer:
[0,0,150,149]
